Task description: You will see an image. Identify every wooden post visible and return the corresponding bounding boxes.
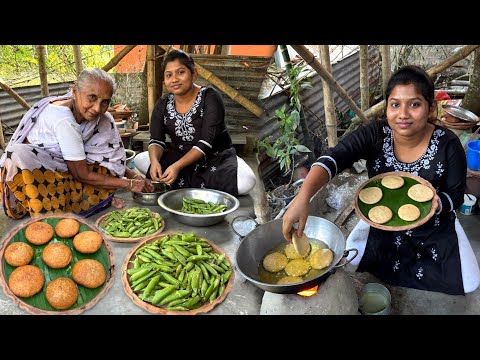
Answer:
[0,77,31,110]
[291,45,369,124]
[359,45,369,111]
[221,46,230,55]
[102,45,137,72]
[155,46,165,99]
[36,45,49,97]
[318,45,338,147]
[73,45,83,75]
[147,45,156,128]
[380,45,391,97]
[159,45,264,118]
[0,119,5,150]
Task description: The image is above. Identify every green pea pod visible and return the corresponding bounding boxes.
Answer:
[203,262,219,276]
[215,253,225,265]
[218,283,225,297]
[222,270,232,284]
[186,254,210,262]
[208,262,226,274]
[200,278,208,297]
[180,294,202,309]
[143,275,161,298]
[209,287,218,303]
[129,267,151,282]
[161,272,181,286]
[133,281,149,292]
[159,289,192,306]
[199,262,210,282]
[165,306,189,311]
[152,285,177,305]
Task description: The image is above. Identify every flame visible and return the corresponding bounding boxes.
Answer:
[297,285,319,297]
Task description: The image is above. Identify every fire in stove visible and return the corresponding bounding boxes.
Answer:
[297,285,319,297]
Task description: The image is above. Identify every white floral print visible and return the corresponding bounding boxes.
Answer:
[393,260,400,272]
[416,267,424,279]
[431,248,438,261]
[395,236,402,249]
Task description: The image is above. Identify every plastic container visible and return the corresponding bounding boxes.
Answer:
[359,283,392,315]
[467,140,480,171]
[460,194,477,215]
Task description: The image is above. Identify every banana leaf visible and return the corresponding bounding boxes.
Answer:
[2,217,111,312]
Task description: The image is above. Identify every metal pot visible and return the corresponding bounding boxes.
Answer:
[233,215,358,294]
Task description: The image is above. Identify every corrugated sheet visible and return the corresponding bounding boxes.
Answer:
[0,82,72,141]
[192,54,272,134]
[258,46,381,188]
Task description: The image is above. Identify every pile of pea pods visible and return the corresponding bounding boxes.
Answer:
[127,232,232,311]
[180,197,227,214]
[100,207,163,238]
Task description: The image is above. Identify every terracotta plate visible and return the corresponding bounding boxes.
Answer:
[354,171,438,231]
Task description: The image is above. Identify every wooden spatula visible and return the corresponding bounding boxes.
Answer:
[292,231,310,257]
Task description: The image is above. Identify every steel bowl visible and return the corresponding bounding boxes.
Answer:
[132,181,169,205]
[157,188,240,226]
[125,149,136,168]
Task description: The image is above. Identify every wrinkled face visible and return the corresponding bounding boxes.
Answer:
[386,83,434,137]
[73,80,113,121]
[164,59,196,96]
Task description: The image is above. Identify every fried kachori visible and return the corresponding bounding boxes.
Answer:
[25,221,54,245]
[292,232,311,258]
[45,277,78,310]
[285,243,307,260]
[398,204,421,221]
[284,259,311,277]
[310,248,334,270]
[263,252,288,273]
[4,242,34,266]
[8,265,44,298]
[381,175,405,189]
[42,243,72,269]
[73,231,103,254]
[55,218,80,238]
[72,259,106,289]
[368,205,393,224]
[277,276,303,285]
[358,186,383,204]
[407,184,434,202]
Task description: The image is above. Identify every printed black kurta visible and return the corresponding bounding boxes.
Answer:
[149,87,238,196]
[314,119,466,295]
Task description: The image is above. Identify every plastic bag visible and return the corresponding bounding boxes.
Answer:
[326,182,352,210]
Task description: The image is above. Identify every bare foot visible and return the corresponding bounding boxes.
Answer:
[112,197,126,209]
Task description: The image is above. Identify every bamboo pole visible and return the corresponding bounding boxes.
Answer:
[290,45,370,124]
[0,78,31,110]
[380,45,391,96]
[155,46,165,99]
[102,45,137,72]
[359,45,369,111]
[73,45,83,75]
[0,120,4,150]
[159,45,264,118]
[345,44,480,134]
[147,45,156,128]
[318,45,338,147]
[36,45,49,97]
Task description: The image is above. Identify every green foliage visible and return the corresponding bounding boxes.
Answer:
[0,45,114,86]
[257,63,311,175]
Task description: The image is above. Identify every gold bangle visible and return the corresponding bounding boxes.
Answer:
[132,174,140,179]
[128,179,133,191]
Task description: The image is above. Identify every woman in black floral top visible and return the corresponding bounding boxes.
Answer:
[146,49,256,196]
[282,65,480,295]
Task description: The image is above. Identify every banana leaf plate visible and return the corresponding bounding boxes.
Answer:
[121,232,234,315]
[0,214,115,315]
[353,171,438,231]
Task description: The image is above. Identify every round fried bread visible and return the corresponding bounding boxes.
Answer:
[263,252,288,273]
[277,276,303,284]
[368,205,393,224]
[381,175,405,189]
[72,259,106,289]
[285,243,308,260]
[73,231,102,254]
[46,277,78,310]
[4,242,34,266]
[284,259,311,277]
[398,204,421,221]
[407,184,434,202]
[8,265,44,298]
[42,243,72,269]
[358,187,383,204]
[25,221,54,245]
[310,248,334,270]
[55,219,80,238]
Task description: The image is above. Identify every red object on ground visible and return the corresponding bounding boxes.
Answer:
[435,90,451,101]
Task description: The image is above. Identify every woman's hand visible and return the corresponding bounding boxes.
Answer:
[128,178,154,193]
[282,197,311,243]
[159,163,180,185]
[150,162,163,181]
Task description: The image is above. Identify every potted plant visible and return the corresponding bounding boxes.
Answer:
[257,63,311,204]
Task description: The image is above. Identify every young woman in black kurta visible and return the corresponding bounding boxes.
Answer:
[282,65,480,295]
[149,86,238,195]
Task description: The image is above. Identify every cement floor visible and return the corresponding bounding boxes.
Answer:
[1,176,480,315]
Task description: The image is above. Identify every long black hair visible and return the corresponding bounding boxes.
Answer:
[162,49,195,76]
[385,65,435,107]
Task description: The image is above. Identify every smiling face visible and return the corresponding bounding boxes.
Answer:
[72,79,113,122]
[164,59,197,96]
[386,83,435,137]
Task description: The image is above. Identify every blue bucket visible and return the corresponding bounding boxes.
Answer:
[467,140,480,171]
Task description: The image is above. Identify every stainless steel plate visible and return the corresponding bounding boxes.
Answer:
[442,104,479,123]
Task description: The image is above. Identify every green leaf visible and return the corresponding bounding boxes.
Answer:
[294,145,311,153]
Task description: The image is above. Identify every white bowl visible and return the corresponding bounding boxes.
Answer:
[158,188,240,226]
